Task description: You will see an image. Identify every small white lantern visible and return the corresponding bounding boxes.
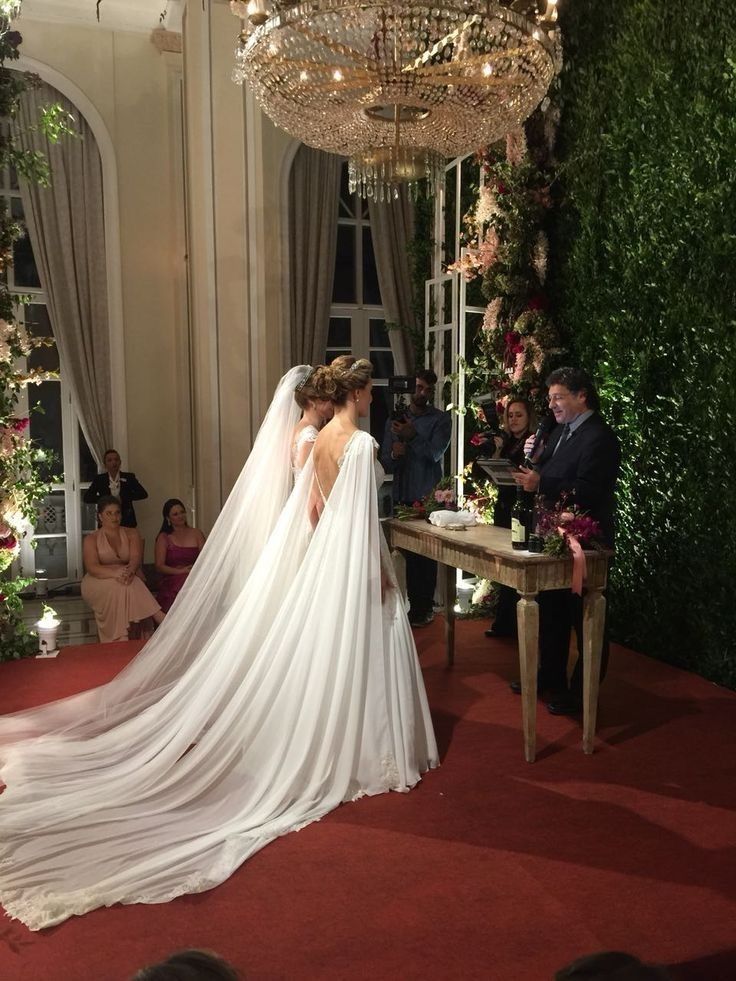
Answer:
[36,604,61,658]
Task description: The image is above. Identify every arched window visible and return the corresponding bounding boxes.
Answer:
[326,162,394,446]
[3,106,101,588]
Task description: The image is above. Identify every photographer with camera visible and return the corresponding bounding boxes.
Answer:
[380,368,452,627]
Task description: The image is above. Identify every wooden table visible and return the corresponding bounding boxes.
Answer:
[385,519,612,763]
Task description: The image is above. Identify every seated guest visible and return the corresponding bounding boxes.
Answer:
[84,448,148,528]
[82,496,164,643]
[154,498,206,612]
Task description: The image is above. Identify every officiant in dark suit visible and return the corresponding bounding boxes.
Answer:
[513,367,621,716]
[84,449,148,528]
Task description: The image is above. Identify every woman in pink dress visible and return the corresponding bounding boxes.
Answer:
[81,496,164,643]
[154,499,206,612]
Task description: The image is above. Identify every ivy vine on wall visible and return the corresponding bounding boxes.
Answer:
[553,0,736,687]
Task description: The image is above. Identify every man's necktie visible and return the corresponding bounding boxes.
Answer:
[551,423,571,457]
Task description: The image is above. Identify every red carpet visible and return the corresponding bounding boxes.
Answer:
[1,624,735,981]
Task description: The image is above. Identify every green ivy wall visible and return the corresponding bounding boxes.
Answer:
[552,0,736,686]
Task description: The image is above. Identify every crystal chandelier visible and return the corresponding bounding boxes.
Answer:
[231,0,560,199]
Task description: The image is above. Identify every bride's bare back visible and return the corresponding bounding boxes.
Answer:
[312,420,358,504]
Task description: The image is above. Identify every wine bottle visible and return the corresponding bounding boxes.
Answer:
[511,486,530,550]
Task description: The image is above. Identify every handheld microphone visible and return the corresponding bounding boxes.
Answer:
[523,414,555,469]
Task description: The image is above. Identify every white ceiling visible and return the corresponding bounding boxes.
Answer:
[18,0,184,35]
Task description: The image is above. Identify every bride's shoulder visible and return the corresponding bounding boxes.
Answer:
[341,429,375,459]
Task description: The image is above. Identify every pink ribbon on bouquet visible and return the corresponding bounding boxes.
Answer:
[560,528,586,596]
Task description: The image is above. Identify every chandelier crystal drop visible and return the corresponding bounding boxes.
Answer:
[231,1,560,198]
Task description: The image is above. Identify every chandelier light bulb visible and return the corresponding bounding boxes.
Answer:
[246,0,268,26]
[482,62,493,77]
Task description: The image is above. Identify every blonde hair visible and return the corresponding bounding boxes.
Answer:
[312,355,372,405]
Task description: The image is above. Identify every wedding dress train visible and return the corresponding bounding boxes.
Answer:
[0,366,310,748]
[0,425,437,930]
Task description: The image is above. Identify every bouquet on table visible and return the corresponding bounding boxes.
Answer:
[534,495,603,596]
[394,477,457,521]
[534,495,603,556]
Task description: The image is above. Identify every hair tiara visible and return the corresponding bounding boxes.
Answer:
[349,361,361,371]
[295,366,314,392]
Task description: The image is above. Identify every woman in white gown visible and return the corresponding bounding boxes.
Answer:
[290,367,333,481]
[0,359,437,931]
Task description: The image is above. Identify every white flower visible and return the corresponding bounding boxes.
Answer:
[533,231,549,284]
[475,182,499,226]
[472,579,492,606]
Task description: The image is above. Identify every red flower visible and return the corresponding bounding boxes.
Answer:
[470,433,485,447]
[495,180,509,195]
[11,417,29,432]
[0,535,17,550]
[527,294,548,312]
[412,500,423,510]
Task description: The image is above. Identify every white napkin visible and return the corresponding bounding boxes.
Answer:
[428,509,477,528]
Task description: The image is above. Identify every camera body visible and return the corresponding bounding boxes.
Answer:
[388,375,416,426]
[473,393,502,437]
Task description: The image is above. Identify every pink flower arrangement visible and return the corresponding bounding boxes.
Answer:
[505,128,528,167]
[446,252,483,282]
[482,297,502,334]
[535,499,602,555]
[395,480,457,521]
[478,226,500,273]
[434,488,455,505]
[469,433,486,447]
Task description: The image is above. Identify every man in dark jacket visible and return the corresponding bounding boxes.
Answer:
[381,369,452,627]
[514,367,621,715]
[84,448,148,528]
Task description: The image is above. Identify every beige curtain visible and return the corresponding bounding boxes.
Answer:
[16,82,112,465]
[288,145,341,365]
[367,188,416,375]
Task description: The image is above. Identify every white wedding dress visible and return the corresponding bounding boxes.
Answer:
[291,423,319,482]
[0,379,438,930]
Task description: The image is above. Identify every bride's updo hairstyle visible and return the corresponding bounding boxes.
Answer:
[293,368,321,411]
[312,355,372,405]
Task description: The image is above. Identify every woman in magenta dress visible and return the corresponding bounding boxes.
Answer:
[154,499,206,613]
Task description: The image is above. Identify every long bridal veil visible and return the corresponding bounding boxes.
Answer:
[0,429,437,930]
[0,365,311,748]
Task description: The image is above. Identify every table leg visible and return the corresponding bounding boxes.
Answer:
[442,564,456,667]
[582,588,606,754]
[516,593,539,764]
